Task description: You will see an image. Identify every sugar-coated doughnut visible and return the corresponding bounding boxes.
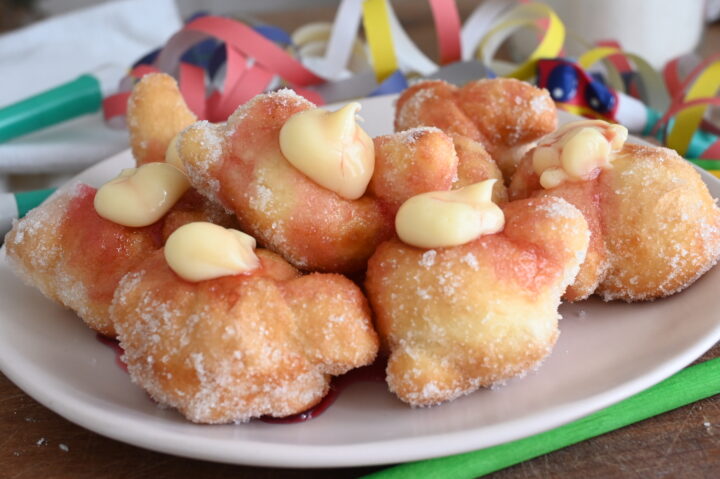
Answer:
[112,249,378,423]
[4,184,236,336]
[365,196,589,406]
[395,78,557,179]
[510,141,720,301]
[127,73,197,166]
[175,89,507,273]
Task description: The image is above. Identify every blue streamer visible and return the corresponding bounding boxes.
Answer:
[369,70,408,97]
[254,25,293,46]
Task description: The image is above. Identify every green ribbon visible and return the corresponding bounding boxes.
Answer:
[363,358,720,479]
[0,74,102,143]
[15,188,57,218]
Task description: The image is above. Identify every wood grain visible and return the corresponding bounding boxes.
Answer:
[2,2,720,478]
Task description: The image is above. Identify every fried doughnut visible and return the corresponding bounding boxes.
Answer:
[111,249,378,423]
[7,72,234,336]
[4,184,236,336]
[365,196,590,406]
[177,91,388,272]
[127,73,197,166]
[125,73,236,230]
[176,90,507,273]
[4,185,160,336]
[395,78,557,179]
[451,134,508,203]
[510,138,720,301]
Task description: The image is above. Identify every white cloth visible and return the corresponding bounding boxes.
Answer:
[0,0,182,192]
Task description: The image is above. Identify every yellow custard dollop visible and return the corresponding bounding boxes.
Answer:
[532,120,628,189]
[94,162,190,227]
[279,102,375,200]
[395,180,505,249]
[164,222,260,282]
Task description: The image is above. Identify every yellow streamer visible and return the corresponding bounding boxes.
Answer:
[578,47,625,91]
[476,3,565,80]
[362,0,398,82]
[667,59,720,155]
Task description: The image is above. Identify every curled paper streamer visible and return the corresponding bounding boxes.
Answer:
[362,0,398,82]
[461,0,515,61]
[104,14,326,123]
[664,56,720,157]
[109,0,577,122]
[101,0,494,122]
[103,1,566,123]
[99,0,719,175]
[429,0,462,65]
[660,98,720,158]
[292,22,369,80]
[292,0,366,81]
[475,2,565,80]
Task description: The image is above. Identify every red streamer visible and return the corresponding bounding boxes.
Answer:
[184,16,323,86]
[179,62,207,119]
[429,0,461,65]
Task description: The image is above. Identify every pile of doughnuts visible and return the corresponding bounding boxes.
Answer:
[5,74,720,422]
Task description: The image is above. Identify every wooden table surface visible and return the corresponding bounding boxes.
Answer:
[2,2,720,478]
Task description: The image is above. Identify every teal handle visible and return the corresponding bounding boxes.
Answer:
[15,188,57,218]
[363,358,720,479]
[0,75,102,143]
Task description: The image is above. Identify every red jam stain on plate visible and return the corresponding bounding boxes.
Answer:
[96,333,386,423]
[259,360,387,424]
[96,333,128,372]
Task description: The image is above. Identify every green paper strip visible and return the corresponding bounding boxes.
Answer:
[0,74,102,143]
[362,358,720,479]
[15,188,56,218]
[687,158,720,170]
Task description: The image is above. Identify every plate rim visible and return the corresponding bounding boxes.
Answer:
[2,284,719,468]
[2,94,720,467]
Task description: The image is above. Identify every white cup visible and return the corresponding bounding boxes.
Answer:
[540,0,705,68]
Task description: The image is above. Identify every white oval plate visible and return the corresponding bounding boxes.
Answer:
[2,95,720,468]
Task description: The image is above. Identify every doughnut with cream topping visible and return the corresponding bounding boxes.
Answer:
[510,122,720,301]
[366,193,590,406]
[3,183,236,336]
[175,87,506,273]
[112,247,378,423]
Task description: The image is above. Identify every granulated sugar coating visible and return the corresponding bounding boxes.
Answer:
[4,184,157,336]
[368,127,459,213]
[179,121,226,200]
[176,89,390,273]
[112,249,377,423]
[365,196,589,406]
[510,140,720,302]
[127,73,198,166]
[4,184,237,337]
[395,78,557,179]
[174,89,505,274]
